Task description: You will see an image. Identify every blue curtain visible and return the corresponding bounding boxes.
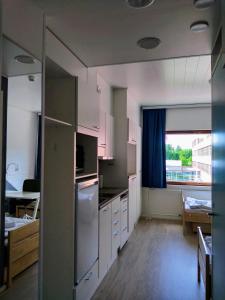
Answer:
[142,109,167,188]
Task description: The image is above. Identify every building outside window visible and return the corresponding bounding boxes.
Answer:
[166,132,212,185]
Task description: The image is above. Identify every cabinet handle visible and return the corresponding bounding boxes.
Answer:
[123,227,127,232]
[114,209,119,215]
[85,271,93,281]
[123,208,127,213]
[93,125,100,129]
[113,231,119,237]
[103,208,108,212]
[100,143,106,146]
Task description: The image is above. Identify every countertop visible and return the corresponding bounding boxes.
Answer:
[99,187,128,209]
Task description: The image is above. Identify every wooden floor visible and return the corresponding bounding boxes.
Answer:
[0,263,38,300]
[0,220,204,300]
[93,219,204,300]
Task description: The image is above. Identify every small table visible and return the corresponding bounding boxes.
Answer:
[6,191,40,219]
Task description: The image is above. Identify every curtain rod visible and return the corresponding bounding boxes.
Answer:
[141,103,211,110]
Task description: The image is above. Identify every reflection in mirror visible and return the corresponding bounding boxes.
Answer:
[0,37,42,299]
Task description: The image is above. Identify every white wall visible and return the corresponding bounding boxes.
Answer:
[142,106,212,220]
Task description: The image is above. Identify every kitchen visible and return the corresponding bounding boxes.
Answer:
[0,1,224,300]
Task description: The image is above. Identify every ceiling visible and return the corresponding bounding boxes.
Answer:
[34,0,219,67]
[2,37,42,77]
[93,55,211,105]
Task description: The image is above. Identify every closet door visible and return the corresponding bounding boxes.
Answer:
[212,54,225,300]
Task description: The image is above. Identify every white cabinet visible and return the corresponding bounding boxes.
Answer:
[120,195,129,249]
[105,114,114,158]
[128,176,137,236]
[74,260,99,300]
[99,203,111,281]
[128,118,136,144]
[77,69,100,134]
[98,112,114,159]
[111,197,121,262]
[97,74,114,159]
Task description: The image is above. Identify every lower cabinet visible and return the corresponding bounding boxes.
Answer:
[74,260,99,300]
[99,203,112,280]
[111,197,121,262]
[120,196,129,249]
[128,176,137,236]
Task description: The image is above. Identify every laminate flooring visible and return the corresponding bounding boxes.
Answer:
[0,263,38,300]
[92,219,204,300]
[0,220,205,300]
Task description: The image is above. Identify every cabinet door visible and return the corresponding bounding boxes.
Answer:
[128,119,136,143]
[77,69,100,132]
[98,110,106,148]
[128,176,137,235]
[105,114,114,158]
[99,204,111,281]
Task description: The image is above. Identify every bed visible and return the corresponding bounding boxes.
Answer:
[182,191,212,234]
[197,227,212,300]
[4,217,39,287]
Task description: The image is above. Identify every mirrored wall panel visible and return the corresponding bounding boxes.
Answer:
[0,37,42,299]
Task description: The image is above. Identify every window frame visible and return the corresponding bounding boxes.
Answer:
[166,130,212,186]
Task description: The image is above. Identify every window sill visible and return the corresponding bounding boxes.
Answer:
[167,181,211,187]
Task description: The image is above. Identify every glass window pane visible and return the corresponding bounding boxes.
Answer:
[166,133,212,184]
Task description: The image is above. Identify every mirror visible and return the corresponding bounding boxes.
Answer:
[0,37,42,298]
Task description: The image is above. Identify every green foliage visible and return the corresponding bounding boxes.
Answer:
[166,144,192,166]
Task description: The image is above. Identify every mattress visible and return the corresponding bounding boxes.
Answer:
[5,217,32,237]
[184,196,212,213]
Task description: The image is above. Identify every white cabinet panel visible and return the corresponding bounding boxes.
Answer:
[75,260,99,300]
[77,69,100,133]
[128,176,137,236]
[105,114,114,158]
[99,204,111,281]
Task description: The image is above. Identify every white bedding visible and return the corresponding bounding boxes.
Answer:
[182,190,212,212]
[5,217,32,237]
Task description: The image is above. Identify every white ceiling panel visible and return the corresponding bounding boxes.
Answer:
[33,0,219,67]
[93,55,211,105]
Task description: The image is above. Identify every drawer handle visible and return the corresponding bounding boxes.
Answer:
[123,227,127,232]
[113,231,119,237]
[85,271,93,281]
[103,208,108,212]
[93,125,100,129]
[113,220,119,225]
[114,209,119,215]
[123,208,127,213]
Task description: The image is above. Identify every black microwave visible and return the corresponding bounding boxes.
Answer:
[76,145,84,173]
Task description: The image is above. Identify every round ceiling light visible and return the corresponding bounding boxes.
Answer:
[14,55,35,64]
[190,21,209,32]
[194,0,215,9]
[126,0,155,8]
[137,37,161,49]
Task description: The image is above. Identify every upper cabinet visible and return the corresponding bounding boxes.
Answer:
[97,74,114,159]
[128,118,137,144]
[77,69,100,136]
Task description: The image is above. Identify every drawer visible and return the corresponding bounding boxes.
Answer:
[120,226,128,249]
[75,260,99,300]
[112,197,120,220]
[112,229,120,260]
[184,212,211,223]
[112,218,120,231]
[121,208,128,229]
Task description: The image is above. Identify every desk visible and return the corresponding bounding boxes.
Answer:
[6,191,40,219]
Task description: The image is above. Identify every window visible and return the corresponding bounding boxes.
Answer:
[166,131,212,185]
